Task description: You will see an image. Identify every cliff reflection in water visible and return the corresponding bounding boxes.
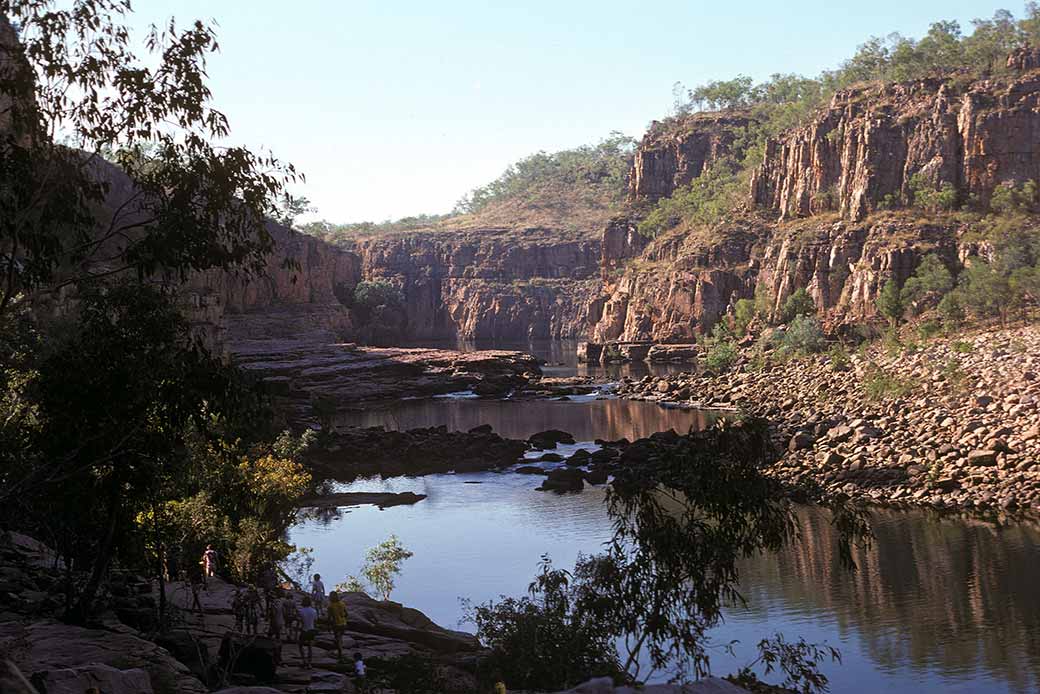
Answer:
[736,506,1040,693]
[334,397,717,442]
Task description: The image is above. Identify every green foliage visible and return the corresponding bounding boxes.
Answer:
[637,158,743,237]
[730,634,842,694]
[733,298,757,336]
[471,421,865,687]
[298,214,453,242]
[338,535,414,601]
[781,288,816,324]
[455,133,636,215]
[468,557,624,690]
[989,180,1039,215]
[781,315,825,354]
[901,254,954,308]
[863,367,913,400]
[702,324,739,374]
[271,195,315,229]
[938,292,966,328]
[957,261,1014,324]
[826,343,851,370]
[908,174,958,212]
[0,0,298,316]
[352,279,405,321]
[876,279,905,326]
[0,285,309,617]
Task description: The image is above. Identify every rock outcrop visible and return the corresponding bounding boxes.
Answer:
[750,71,1040,221]
[630,112,751,202]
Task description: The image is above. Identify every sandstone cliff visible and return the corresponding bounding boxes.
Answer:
[351,228,601,342]
[589,65,1040,341]
[750,71,1040,220]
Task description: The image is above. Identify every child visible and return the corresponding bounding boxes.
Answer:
[310,573,326,616]
[353,651,366,679]
[297,596,318,668]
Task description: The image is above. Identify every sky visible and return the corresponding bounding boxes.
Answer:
[125,1,1021,223]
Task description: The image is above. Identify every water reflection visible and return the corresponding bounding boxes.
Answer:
[292,477,1040,694]
[333,397,717,442]
[732,507,1040,694]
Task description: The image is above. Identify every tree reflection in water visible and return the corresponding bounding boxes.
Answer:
[736,506,1040,693]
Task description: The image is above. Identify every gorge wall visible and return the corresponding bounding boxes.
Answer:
[588,63,1040,342]
[349,228,601,343]
[199,59,1040,350]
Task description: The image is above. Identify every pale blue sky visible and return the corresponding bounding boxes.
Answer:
[128,1,1020,222]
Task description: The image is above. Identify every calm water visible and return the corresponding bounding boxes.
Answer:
[333,395,718,442]
[296,341,1040,693]
[291,471,1040,693]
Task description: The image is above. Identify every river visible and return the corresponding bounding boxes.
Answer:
[289,340,1040,693]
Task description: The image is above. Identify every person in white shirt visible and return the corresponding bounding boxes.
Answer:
[353,651,366,679]
[310,573,326,616]
[297,596,318,668]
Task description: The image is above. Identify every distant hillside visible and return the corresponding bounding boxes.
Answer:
[300,133,635,243]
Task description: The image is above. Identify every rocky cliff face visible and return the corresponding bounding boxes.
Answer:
[589,65,1040,341]
[351,228,601,341]
[184,223,362,350]
[630,112,750,201]
[750,70,1040,221]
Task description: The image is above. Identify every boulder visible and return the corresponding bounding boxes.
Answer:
[538,468,585,493]
[788,431,814,452]
[515,466,547,475]
[30,663,153,694]
[647,344,698,362]
[528,429,576,450]
[966,449,998,467]
[0,619,207,694]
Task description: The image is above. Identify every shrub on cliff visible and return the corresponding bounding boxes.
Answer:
[901,254,954,310]
[876,280,905,326]
[781,288,816,324]
[637,158,743,237]
[454,133,635,216]
[781,315,825,354]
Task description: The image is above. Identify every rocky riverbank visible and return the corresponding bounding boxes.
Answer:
[616,325,1040,516]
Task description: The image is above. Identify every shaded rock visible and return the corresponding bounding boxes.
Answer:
[538,468,585,493]
[528,429,576,449]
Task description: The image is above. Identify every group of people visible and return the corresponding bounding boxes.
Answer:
[227,571,362,676]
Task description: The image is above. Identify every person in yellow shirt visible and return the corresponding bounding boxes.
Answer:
[327,591,348,661]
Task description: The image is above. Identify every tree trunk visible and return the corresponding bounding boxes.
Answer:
[69,479,120,623]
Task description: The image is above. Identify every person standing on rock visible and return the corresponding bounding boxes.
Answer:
[297,596,318,668]
[327,590,348,661]
[310,572,326,616]
[201,544,218,586]
[267,588,285,641]
[282,592,298,641]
